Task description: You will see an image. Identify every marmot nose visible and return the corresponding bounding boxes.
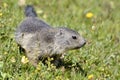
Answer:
[80,39,86,47]
[74,39,86,49]
[82,40,86,46]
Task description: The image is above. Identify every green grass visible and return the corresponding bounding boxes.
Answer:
[0,0,120,80]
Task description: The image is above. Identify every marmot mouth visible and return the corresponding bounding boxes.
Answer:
[74,41,86,49]
[74,46,81,49]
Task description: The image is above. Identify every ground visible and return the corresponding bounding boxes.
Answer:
[0,0,120,80]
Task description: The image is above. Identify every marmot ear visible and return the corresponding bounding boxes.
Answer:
[55,29,65,37]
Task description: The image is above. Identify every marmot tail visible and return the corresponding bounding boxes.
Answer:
[25,5,37,17]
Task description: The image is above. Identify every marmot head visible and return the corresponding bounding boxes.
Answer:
[54,27,86,53]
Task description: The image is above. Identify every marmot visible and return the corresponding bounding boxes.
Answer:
[15,5,86,67]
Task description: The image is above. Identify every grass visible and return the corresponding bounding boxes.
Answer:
[0,0,120,80]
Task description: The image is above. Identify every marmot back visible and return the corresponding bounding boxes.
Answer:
[15,5,86,67]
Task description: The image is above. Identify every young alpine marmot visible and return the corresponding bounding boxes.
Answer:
[15,5,86,67]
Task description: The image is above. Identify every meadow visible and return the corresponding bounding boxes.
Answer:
[0,0,120,80]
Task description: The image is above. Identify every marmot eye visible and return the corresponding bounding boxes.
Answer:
[72,36,77,39]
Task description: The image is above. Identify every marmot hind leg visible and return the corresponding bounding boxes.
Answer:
[25,49,40,67]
